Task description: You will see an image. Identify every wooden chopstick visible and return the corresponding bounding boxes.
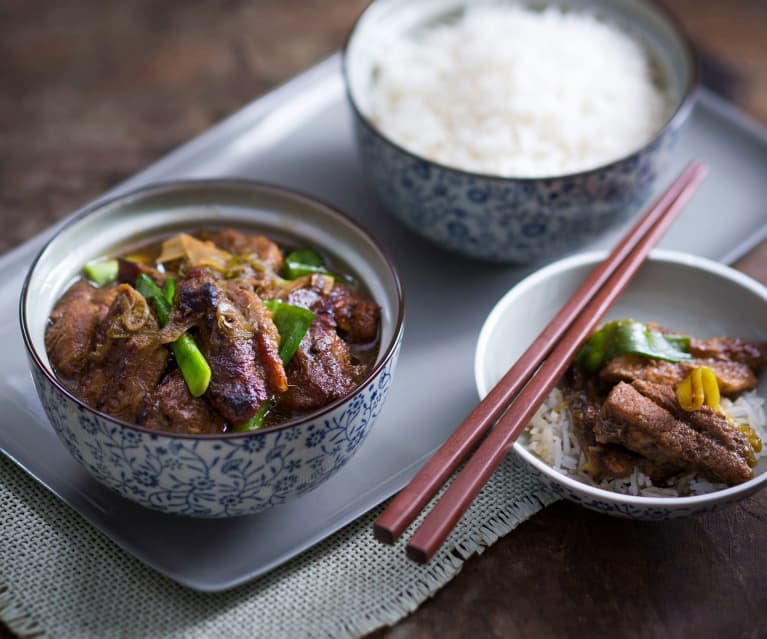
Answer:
[373,161,708,547]
[401,161,708,563]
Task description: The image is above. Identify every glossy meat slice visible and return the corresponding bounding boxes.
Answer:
[595,381,753,485]
[328,283,381,344]
[163,268,286,425]
[631,379,756,468]
[223,281,288,397]
[561,368,637,482]
[648,322,767,371]
[689,336,767,371]
[140,370,225,434]
[279,312,362,412]
[275,275,381,344]
[45,281,119,380]
[600,354,759,396]
[76,284,168,422]
[276,277,367,412]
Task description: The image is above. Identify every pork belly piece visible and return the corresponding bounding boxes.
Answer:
[224,282,288,398]
[328,283,380,344]
[279,276,380,344]
[561,368,637,482]
[595,381,753,485]
[647,323,767,372]
[45,281,120,380]
[632,379,756,468]
[600,354,758,396]
[140,370,225,434]
[280,278,327,312]
[196,229,284,272]
[276,277,368,412]
[279,312,362,412]
[163,268,286,425]
[76,284,168,422]
[689,336,767,371]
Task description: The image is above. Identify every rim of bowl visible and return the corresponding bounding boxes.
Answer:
[20,178,406,440]
[342,0,700,183]
[474,248,767,506]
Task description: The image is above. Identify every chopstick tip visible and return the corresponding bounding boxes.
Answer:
[373,522,396,545]
[688,159,710,181]
[405,544,430,565]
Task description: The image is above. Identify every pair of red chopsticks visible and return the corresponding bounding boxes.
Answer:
[374,161,709,564]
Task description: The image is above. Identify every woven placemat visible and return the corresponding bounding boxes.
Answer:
[0,451,557,639]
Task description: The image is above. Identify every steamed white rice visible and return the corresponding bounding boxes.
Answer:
[526,388,767,497]
[366,5,672,177]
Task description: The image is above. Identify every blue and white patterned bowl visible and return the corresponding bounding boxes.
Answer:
[343,0,697,263]
[20,180,405,518]
[475,250,767,520]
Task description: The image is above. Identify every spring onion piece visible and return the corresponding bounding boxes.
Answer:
[162,277,175,306]
[676,366,720,412]
[283,248,335,280]
[264,299,315,364]
[83,259,119,287]
[577,319,692,373]
[135,273,211,397]
[172,334,212,398]
[234,398,275,432]
[135,274,171,326]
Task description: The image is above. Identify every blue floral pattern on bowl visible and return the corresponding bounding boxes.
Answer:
[354,117,676,263]
[343,0,698,263]
[30,346,401,518]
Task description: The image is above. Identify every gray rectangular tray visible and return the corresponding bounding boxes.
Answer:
[2,54,767,592]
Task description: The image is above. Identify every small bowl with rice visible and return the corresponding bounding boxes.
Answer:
[475,250,767,520]
[343,0,697,263]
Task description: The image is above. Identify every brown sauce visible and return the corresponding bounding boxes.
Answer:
[45,228,381,434]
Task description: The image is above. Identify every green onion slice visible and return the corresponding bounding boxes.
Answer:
[172,334,212,398]
[283,248,335,280]
[264,299,315,365]
[135,273,211,397]
[162,277,176,306]
[135,274,171,326]
[234,398,274,432]
[83,259,119,287]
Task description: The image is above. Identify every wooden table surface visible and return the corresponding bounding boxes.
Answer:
[2,2,767,638]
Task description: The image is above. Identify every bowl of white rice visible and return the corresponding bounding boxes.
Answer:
[474,250,767,520]
[343,0,697,263]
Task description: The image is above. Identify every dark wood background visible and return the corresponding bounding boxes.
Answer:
[2,1,767,638]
